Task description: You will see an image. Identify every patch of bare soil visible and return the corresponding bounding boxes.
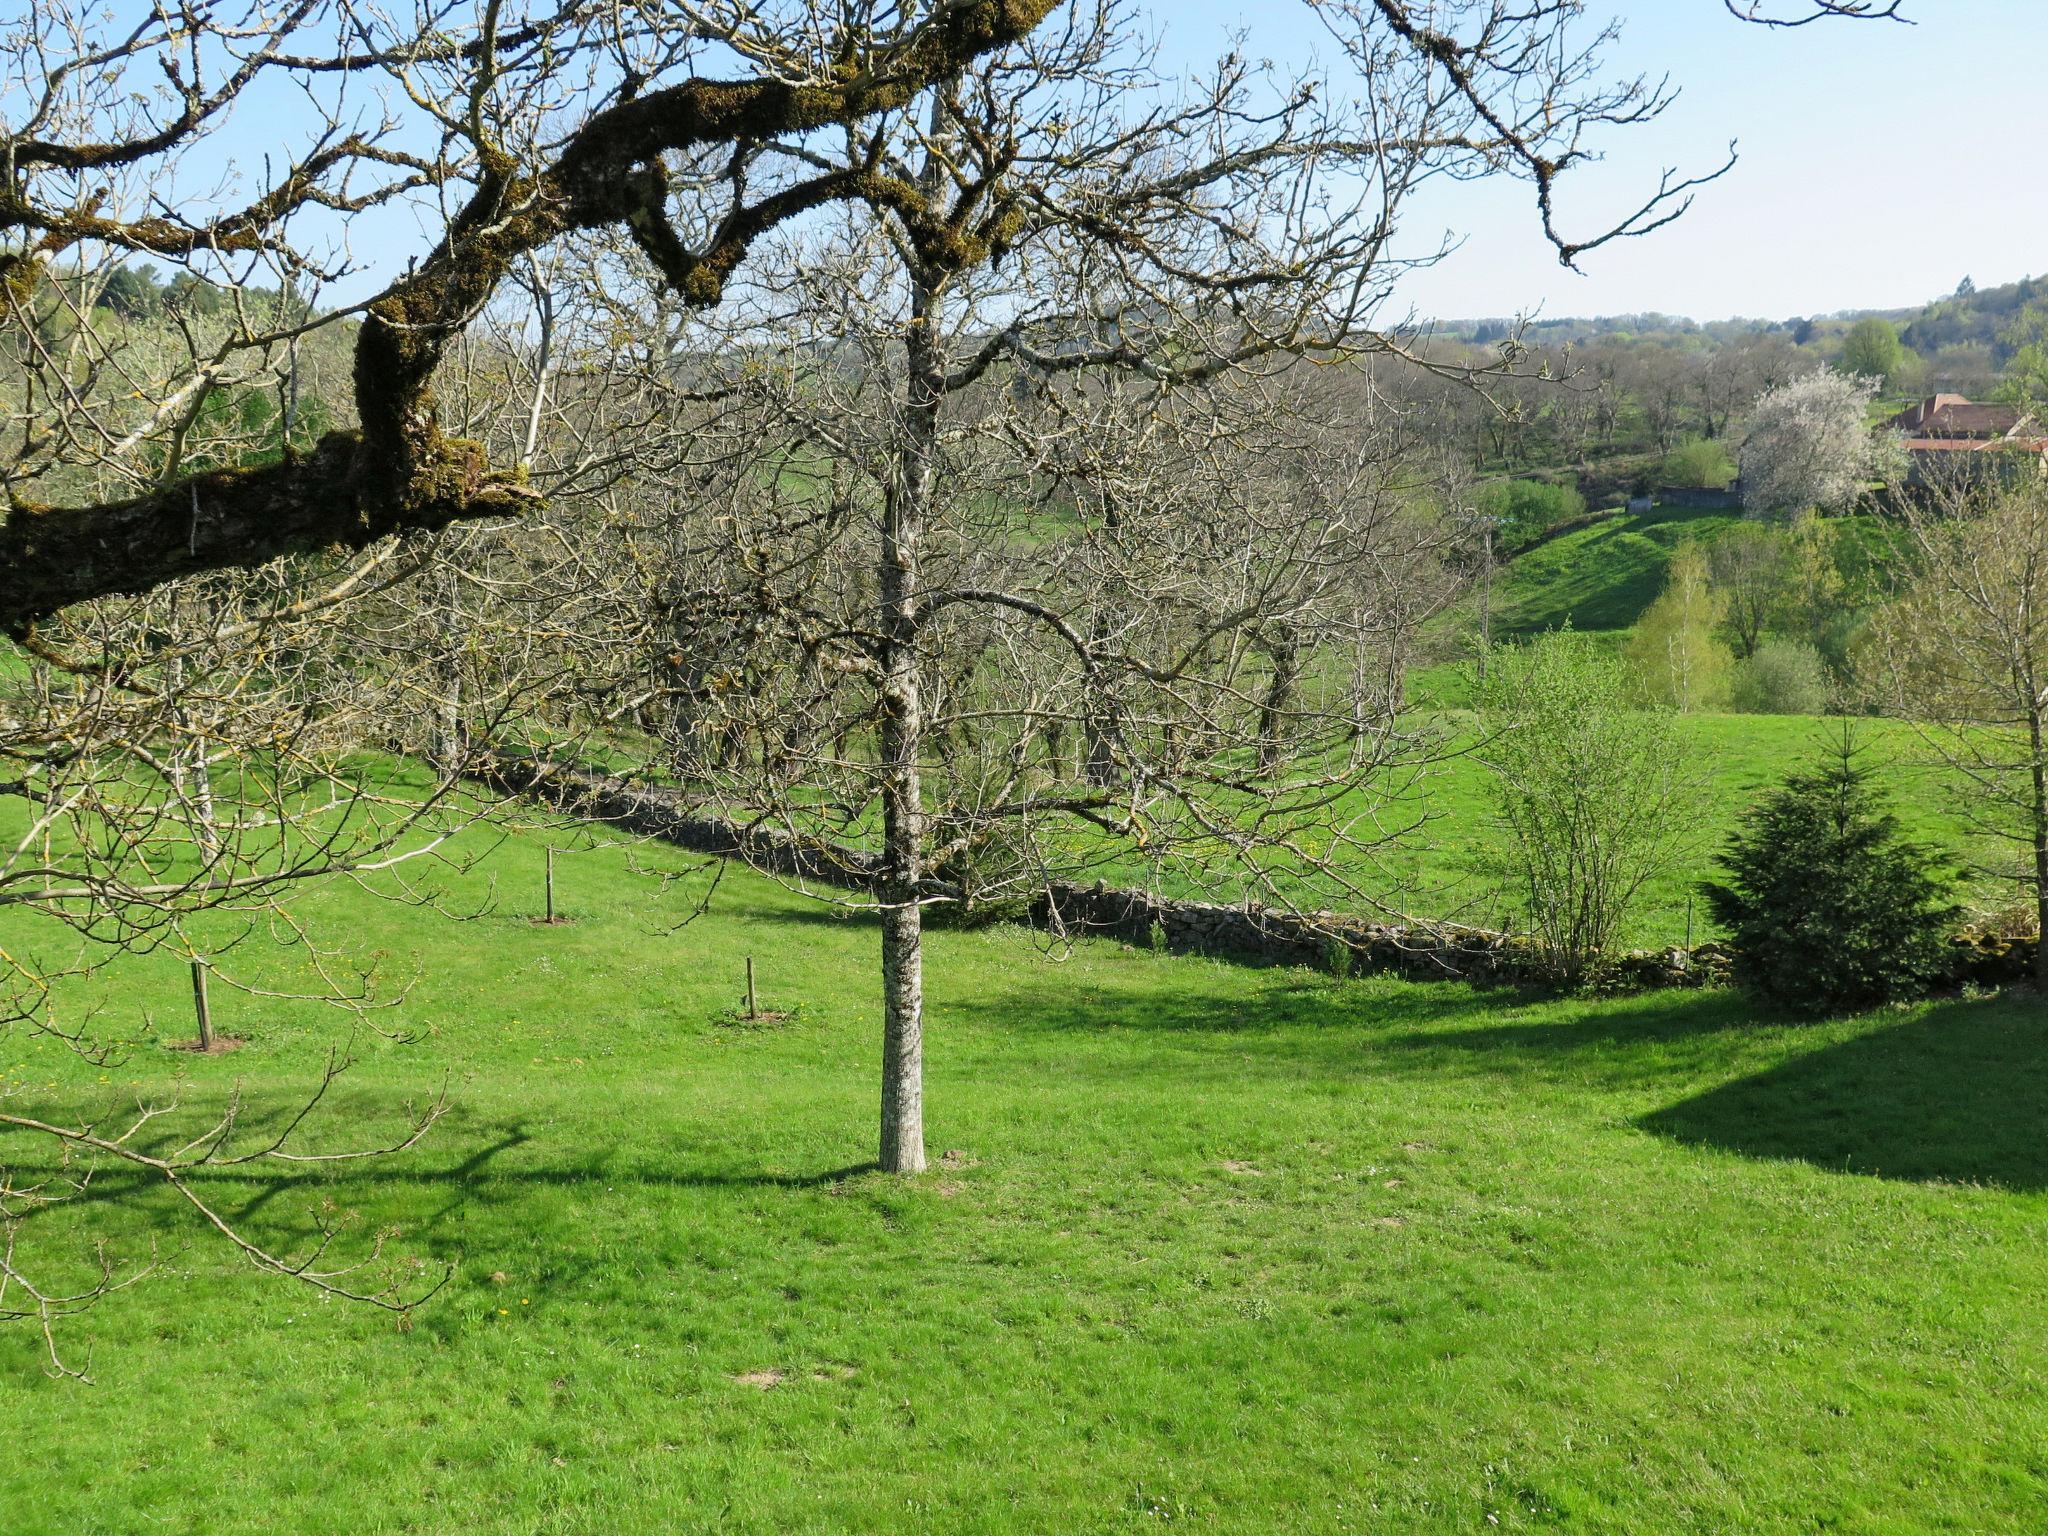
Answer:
[163,1036,247,1055]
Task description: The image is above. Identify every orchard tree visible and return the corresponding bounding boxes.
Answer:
[520,0,1715,1174]
[1740,367,1895,513]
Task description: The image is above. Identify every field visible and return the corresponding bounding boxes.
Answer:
[2,831,2045,1533]
[3,496,2041,1533]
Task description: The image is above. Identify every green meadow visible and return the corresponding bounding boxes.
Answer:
[2,833,2045,1534]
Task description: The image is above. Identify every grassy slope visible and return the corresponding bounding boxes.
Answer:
[1493,505,1746,637]
[1382,502,1977,944]
[1379,713,1980,944]
[1,832,2045,1534]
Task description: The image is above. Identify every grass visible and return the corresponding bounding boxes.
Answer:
[1071,705,1990,949]
[1493,504,1746,636]
[2,829,2045,1533]
[1372,500,1985,945]
[1376,711,1989,945]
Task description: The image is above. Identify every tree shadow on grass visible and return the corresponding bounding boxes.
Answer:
[960,969,1776,1091]
[1639,993,2048,1190]
[9,1097,881,1259]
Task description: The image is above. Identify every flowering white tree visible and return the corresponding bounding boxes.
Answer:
[1739,367,1896,513]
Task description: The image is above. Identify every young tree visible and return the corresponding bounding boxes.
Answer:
[1739,367,1894,513]
[1704,728,1958,1015]
[1867,483,2048,982]
[1478,630,1703,980]
[1629,543,1735,710]
[1709,521,1795,658]
[1840,316,1911,390]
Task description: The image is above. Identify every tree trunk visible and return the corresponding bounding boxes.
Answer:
[875,265,943,1176]
[1082,498,1122,788]
[1256,639,1304,777]
[2031,702,2048,987]
[430,568,468,772]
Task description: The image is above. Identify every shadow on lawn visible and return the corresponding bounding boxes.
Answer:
[12,1100,880,1255]
[1641,993,2048,1190]
[965,968,1766,1089]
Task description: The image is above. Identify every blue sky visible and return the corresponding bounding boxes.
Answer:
[185,2,2042,325]
[1164,0,2047,323]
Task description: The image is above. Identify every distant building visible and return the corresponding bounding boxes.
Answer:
[1888,395,2048,489]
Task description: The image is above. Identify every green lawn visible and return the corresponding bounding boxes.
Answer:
[1490,503,1895,641]
[1070,705,1992,949]
[1377,710,1990,945]
[2,830,2044,1533]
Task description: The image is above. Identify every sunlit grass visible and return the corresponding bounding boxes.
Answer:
[0,829,2042,1533]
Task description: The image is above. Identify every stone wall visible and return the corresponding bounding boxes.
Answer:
[479,755,1727,990]
[1654,485,1744,510]
[484,753,2038,992]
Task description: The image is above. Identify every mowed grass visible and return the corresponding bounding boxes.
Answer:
[1081,707,1990,947]
[1,828,2045,1533]
[1375,710,1991,944]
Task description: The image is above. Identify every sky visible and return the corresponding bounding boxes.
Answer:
[142,1,2047,327]
[1161,0,2048,324]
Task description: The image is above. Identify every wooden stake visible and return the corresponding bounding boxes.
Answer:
[745,956,758,1021]
[190,957,214,1052]
[545,847,556,924]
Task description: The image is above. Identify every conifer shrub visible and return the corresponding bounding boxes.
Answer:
[1702,730,1959,1015]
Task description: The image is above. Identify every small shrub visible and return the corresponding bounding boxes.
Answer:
[1703,729,1959,1015]
[1660,435,1737,490]
[1475,478,1586,545]
[1732,638,1831,715]
[1320,935,1355,979]
[1479,629,1704,982]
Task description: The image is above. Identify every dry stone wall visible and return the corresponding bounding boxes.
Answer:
[481,754,2031,992]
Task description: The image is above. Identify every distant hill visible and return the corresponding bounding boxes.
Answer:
[1437,271,2044,359]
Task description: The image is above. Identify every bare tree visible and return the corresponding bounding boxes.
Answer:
[0,0,1890,1356]
[469,0,1741,1173]
[1868,483,2048,982]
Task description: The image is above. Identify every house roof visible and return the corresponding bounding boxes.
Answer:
[1890,396,2029,438]
[1902,436,2048,453]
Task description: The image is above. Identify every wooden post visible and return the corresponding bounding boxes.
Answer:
[545,847,556,924]
[190,957,214,1052]
[1685,895,1694,951]
[745,956,758,1021]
